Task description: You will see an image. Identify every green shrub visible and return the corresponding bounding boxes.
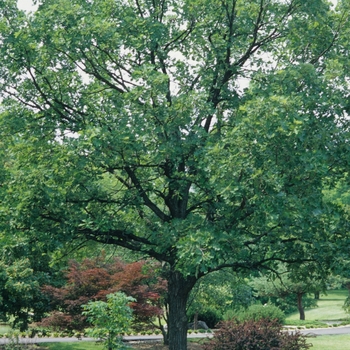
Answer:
[83,292,134,350]
[285,320,327,328]
[187,308,222,329]
[74,331,82,339]
[225,303,285,324]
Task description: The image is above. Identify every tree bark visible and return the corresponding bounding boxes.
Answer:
[167,270,196,350]
[194,310,199,330]
[297,292,305,320]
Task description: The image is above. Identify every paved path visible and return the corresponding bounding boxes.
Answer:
[297,325,350,336]
[1,327,349,345]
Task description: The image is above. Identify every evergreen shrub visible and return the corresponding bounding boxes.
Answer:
[224,303,285,324]
[188,308,222,328]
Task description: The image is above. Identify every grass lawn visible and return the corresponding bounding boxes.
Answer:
[40,342,104,350]
[307,334,350,350]
[286,289,349,322]
[0,324,11,334]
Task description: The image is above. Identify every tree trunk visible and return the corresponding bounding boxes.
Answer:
[167,270,196,350]
[297,292,305,320]
[194,310,199,330]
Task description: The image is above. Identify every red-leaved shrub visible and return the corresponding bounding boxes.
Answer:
[39,256,167,331]
[204,319,312,350]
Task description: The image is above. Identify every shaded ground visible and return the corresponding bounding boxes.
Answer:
[129,341,207,349]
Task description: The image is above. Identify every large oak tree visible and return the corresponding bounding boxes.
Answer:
[1,0,350,348]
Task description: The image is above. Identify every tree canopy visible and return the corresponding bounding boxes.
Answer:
[1,0,350,348]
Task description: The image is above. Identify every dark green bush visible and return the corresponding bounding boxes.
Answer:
[187,308,222,329]
[224,303,285,324]
[203,319,311,350]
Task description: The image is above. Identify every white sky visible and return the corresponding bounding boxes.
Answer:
[17,0,37,12]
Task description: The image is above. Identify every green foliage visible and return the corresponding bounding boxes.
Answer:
[1,0,350,348]
[187,308,222,329]
[0,259,49,331]
[82,292,135,350]
[231,283,254,310]
[3,330,22,350]
[251,267,323,319]
[187,271,254,329]
[285,320,327,328]
[265,293,317,316]
[342,294,350,314]
[0,0,347,277]
[187,270,252,327]
[224,303,285,325]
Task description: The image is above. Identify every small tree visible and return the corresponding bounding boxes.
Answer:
[40,257,166,331]
[82,292,135,350]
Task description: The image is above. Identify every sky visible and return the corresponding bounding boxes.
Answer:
[17,0,37,12]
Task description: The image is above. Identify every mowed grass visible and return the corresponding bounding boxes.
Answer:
[40,342,104,350]
[286,289,349,322]
[286,290,350,349]
[0,324,11,334]
[307,334,350,350]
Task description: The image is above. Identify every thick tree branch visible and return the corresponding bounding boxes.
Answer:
[124,166,171,222]
[79,227,172,262]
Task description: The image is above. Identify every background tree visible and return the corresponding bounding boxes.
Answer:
[1,0,350,349]
[251,266,325,320]
[324,175,350,311]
